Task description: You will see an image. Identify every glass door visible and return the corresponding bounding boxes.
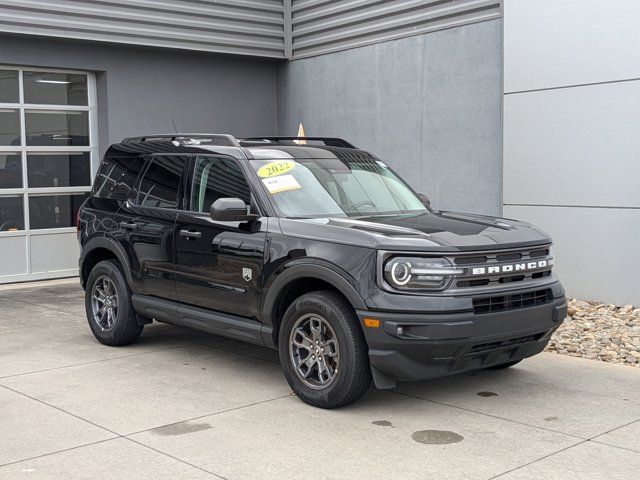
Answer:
[0,66,98,283]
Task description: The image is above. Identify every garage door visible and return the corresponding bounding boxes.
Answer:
[0,66,98,283]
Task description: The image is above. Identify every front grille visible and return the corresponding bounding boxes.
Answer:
[472,288,552,314]
[451,246,553,291]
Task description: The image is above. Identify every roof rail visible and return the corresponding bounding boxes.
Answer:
[121,133,240,147]
[242,136,356,149]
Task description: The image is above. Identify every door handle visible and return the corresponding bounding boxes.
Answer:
[119,221,138,230]
[180,229,202,239]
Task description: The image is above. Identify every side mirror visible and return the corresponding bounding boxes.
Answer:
[111,182,132,201]
[417,193,431,207]
[210,198,258,222]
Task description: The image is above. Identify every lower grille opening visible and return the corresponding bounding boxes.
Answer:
[532,270,552,279]
[469,332,545,353]
[498,275,525,284]
[457,278,490,287]
[472,288,553,314]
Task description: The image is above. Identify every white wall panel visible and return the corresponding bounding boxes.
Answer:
[503,205,640,306]
[30,232,80,275]
[504,0,640,92]
[504,80,640,208]
[0,236,28,279]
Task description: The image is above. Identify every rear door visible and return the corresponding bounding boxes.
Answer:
[114,153,189,301]
[174,154,267,318]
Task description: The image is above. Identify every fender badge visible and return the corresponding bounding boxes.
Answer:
[242,268,252,282]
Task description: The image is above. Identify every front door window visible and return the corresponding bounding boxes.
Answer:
[189,155,251,213]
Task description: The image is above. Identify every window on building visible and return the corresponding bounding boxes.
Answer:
[0,152,23,189]
[23,71,88,106]
[0,196,24,231]
[0,70,18,103]
[27,152,91,188]
[29,193,89,229]
[0,109,20,146]
[25,110,89,146]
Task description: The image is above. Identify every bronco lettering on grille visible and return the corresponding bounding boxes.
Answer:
[471,260,548,276]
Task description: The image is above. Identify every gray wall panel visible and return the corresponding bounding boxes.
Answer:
[503,205,640,305]
[505,0,640,92]
[278,19,503,215]
[504,80,640,208]
[291,0,502,59]
[503,0,640,305]
[0,0,286,58]
[0,34,278,156]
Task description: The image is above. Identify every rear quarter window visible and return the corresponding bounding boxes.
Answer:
[93,150,145,199]
[135,155,188,209]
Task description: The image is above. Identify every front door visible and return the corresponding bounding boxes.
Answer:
[174,155,266,318]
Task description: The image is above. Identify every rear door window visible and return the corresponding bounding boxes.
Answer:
[136,155,188,209]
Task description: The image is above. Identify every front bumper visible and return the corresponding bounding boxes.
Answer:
[357,284,567,386]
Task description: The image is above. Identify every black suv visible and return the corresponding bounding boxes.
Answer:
[79,134,567,408]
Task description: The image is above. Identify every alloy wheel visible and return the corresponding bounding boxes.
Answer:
[91,275,119,332]
[289,313,340,389]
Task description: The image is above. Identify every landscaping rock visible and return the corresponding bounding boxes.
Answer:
[546,298,640,367]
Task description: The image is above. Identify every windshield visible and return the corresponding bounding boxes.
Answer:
[250,156,427,218]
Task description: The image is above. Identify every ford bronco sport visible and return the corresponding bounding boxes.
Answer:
[78,134,567,408]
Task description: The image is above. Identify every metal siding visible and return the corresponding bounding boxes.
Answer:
[0,1,503,59]
[290,0,502,59]
[0,0,286,58]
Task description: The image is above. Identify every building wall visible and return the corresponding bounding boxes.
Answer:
[289,0,502,59]
[0,34,279,157]
[503,0,640,304]
[0,0,285,58]
[277,19,503,215]
[0,34,278,283]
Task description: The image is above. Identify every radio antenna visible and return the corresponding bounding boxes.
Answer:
[170,117,179,134]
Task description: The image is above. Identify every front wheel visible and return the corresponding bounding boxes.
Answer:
[279,291,371,408]
[85,259,143,346]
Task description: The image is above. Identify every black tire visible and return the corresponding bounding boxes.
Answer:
[85,259,143,346]
[278,290,371,408]
[487,359,522,370]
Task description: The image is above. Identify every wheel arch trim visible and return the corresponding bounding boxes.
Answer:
[261,263,366,327]
[80,236,136,292]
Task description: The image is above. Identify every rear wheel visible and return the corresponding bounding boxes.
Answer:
[85,260,143,346]
[279,291,371,408]
[487,359,522,370]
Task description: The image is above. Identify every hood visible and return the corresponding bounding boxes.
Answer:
[278,211,552,252]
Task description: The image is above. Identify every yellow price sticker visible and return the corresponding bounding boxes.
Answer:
[257,160,296,178]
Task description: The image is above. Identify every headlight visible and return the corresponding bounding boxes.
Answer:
[383,256,463,291]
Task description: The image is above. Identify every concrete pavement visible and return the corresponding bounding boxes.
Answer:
[1,280,639,479]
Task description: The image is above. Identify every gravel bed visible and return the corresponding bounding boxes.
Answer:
[546,299,640,366]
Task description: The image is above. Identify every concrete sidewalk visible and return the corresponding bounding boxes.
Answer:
[1,281,639,479]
